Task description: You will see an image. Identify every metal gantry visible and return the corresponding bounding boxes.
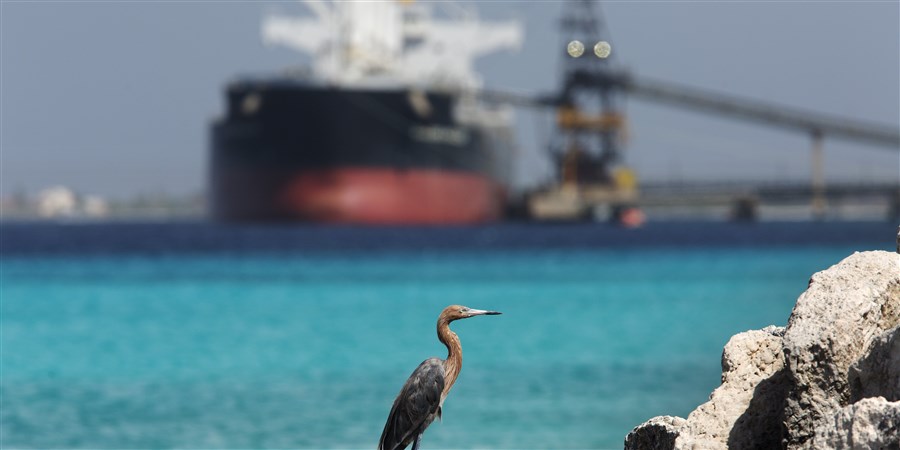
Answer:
[482,0,900,221]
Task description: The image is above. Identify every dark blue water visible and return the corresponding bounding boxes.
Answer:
[1,221,895,449]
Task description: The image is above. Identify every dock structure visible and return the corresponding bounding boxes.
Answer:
[486,0,899,223]
[638,181,900,222]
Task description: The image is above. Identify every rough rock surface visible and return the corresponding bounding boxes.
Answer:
[783,251,900,448]
[849,325,900,403]
[624,251,900,450]
[624,416,686,450]
[625,327,788,450]
[808,396,900,450]
[678,326,788,450]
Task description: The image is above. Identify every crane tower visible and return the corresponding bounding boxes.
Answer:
[529,1,639,222]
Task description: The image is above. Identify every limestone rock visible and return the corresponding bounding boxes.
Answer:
[624,251,900,450]
[624,416,686,450]
[782,250,900,449]
[677,326,788,450]
[849,325,900,403]
[624,327,787,450]
[808,396,900,449]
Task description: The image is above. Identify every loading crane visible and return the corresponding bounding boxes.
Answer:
[526,1,640,222]
[484,1,899,222]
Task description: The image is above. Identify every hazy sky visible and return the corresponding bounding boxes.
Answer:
[2,1,898,198]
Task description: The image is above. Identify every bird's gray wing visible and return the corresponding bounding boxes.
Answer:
[378,358,445,450]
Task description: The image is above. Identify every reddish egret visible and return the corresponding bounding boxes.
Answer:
[378,305,501,450]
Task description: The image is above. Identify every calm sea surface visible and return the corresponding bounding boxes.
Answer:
[1,221,895,449]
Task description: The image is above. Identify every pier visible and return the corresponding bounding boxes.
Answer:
[639,181,900,221]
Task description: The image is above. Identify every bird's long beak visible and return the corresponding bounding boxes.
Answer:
[468,309,502,316]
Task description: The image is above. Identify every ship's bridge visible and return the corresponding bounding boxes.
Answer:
[261,0,522,91]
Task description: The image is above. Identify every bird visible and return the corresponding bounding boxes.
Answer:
[378,305,502,450]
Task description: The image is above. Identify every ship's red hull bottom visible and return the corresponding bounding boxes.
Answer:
[215,167,504,224]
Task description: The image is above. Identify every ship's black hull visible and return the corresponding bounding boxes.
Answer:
[211,81,510,223]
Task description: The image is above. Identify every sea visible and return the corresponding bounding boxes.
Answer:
[1,221,896,449]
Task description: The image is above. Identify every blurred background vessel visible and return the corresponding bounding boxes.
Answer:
[211,2,521,223]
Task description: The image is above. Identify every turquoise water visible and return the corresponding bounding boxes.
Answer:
[1,223,894,449]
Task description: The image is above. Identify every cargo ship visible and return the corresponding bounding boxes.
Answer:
[211,1,521,223]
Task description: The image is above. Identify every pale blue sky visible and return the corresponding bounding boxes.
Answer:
[2,1,898,198]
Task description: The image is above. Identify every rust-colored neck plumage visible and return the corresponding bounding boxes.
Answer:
[437,315,462,402]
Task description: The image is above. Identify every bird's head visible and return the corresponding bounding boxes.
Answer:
[441,304,502,322]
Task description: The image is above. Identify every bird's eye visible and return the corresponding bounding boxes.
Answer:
[460,307,469,313]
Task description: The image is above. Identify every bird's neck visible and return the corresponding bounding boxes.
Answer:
[437,318,462,401]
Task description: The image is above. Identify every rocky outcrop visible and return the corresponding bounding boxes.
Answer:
[625,250,900,450]
[783,250,900,448]
[624,416,685,450]
[705,326,789,450]
[849,325,900,403]
[809,397,900,449]
[625,326,789,450]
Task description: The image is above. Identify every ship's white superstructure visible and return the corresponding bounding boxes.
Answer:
[262,0,522,90]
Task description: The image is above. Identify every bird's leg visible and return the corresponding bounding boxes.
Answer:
[411,433,422,450]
